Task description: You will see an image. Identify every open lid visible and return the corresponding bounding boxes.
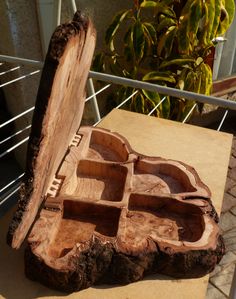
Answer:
[7,11,96,249]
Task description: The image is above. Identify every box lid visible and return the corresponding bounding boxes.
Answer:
[7,11,96,249]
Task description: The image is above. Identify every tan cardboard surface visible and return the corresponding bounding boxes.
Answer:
[0,109,232,299]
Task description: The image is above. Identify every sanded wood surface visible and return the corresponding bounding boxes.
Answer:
[1,109,232,299]
[7,12,96,249]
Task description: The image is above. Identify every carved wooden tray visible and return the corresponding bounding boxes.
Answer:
[7,11,225,293]
[25,126,224,292]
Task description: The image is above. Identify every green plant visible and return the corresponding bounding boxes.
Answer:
[93,0,235,120]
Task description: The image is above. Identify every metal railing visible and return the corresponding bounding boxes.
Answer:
[0,54,235,205]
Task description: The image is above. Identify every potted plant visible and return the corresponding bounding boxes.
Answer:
[93,0,235,121]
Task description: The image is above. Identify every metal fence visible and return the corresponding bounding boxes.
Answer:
[0,55,236,207]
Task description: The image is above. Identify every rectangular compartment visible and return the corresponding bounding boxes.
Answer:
[127,193,204,243]
[133,159,197,194]
[49,200,121,258]
[87,129,130,162]
[73,159,128,202]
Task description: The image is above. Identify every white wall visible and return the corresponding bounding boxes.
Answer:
[0,0,43,168]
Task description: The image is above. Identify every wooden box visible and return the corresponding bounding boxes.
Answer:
[7,12,225,293]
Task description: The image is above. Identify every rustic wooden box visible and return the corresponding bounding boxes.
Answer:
[7,12,225,293]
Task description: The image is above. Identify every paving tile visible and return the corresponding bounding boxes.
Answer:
[228,167,236,180]
[223,227,236,253]
[233,149,236,159]
[206,283,228,299]
[221,193,236,213]
[210,252,236,279]
[219,211,236,232]
[231,142,236,152]
[232,137,236,152]
[229,156,236,169]
[232,136,236,145]
[231,206,236,216]
[229,185,236,198]
[210,264,222,278]
[210,263,235,296]
[225,177,236,192]
[219,251,236,267]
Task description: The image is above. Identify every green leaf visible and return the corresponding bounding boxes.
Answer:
[140,1,157,7]
[156,18,177,33]
[188,0,202,38]
[225,0,235,26]
[109,60,123,76]
[176,67,189,90]
[159,58,195,69]
[124,26,132,44]
[217,0,235,35]
[195,57,203,66]
[161,95,170,118]
[158,6,176,17]
[124,27,133,61]
[204,63,213,95]
[205,0,215,42]
[133,21,146,62]
[157,26,177,57]
[142,89,161,105]
[143,71,176,83]
[105,9,132,51]
[177,0,193,54]
[143,22,157,44]
[193,72,202,93]
[199,63,208,94]
[178,79,184,90]
[124,44,133,62]
[141,0,175,18]
[184,70,195,91]
[198,2,210,47]
[131,93,146,114]
[210,0,221,39]
[117,86,135,106]
[180,100,196,122]
[142,90,160,114]
[92,53,105,72]
[142,34,150,59]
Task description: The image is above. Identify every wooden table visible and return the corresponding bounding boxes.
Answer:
[0,109,232,299]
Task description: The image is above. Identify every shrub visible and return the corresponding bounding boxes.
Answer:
[93,0,235,120]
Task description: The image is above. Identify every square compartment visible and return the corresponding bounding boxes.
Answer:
[49,200,121,258]
[87,129,130,162]
[73,160,127,202]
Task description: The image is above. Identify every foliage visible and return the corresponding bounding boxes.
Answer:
[93,0,235,120]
